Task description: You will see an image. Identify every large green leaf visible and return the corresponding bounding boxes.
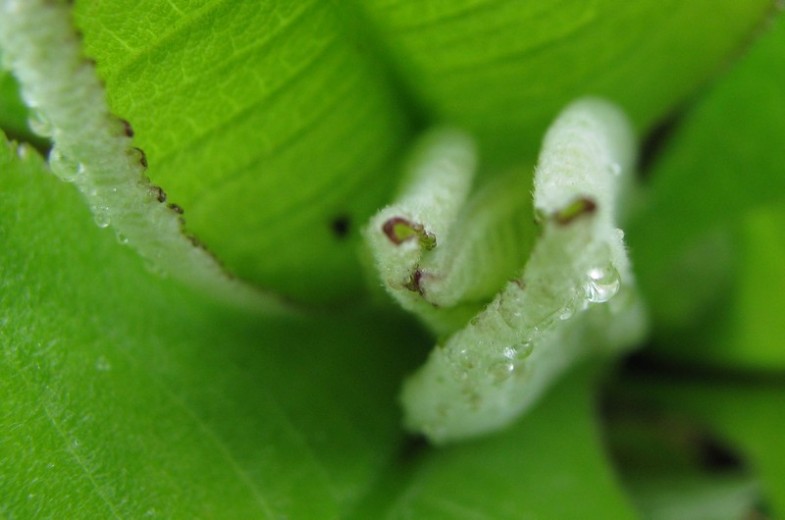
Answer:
[67,0,772,303]
[2,1,784,518]
[604,384,765,519]
[70,1,410,304]
[1,136,638,518]
[356,0,772,163]
[0,136,420,517]
[628,12,785,369]
[0,64,44,147]
[350,366,638,520]
[628,378,785,518]
[0,68,25,134]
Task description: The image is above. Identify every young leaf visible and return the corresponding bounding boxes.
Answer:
[388,99,647,442]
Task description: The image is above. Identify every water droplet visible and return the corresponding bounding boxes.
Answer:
[447,348,475,381]
[16,143,31,159]
[48,149,79,182]
[92,207,111,228]
[144,260,169,279]
[514,340,534,360]
[608,162,622,176]
[557,292,582,320]
[488,360,515,382]
[585,265,621,303]
[95,356,112,371]
[20,89,38,108]
[448,347,472,369]
[115,232,129,245]
[28,110,53,137]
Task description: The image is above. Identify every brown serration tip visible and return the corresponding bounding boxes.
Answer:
[553,197,597,226]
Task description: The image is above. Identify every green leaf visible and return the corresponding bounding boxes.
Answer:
[71,1,412,303]
[0,135,421,517]
[625,474,760,520]
[1,135,637,518]
[628,12,785,368]
[0,63,47,148]
[2,1,783,517]
[717,207,785,367]
[356,0,773,163]
[350,366,638,519]
[631,379,785,518]
[61,0,771,303]
[605,386,764,519]
[384,100,647,442]
[0,67,27,134]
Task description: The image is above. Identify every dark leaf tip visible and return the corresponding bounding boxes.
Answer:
[553,197,597,226]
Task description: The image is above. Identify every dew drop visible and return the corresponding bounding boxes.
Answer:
[48,148,79,182]
[488,360,515,383]
[20,89,38,109]
[585,265,621,303]
[16,143,31,159]
[115,232,129,245]
[92,206,111,228]
[28,110,53,137]
[558,305,574,321]
[447,348,474,381]
[95,355,112,372]
[608,162,622,176]
[144,260,169,279]
[448,347,472,369]
[514,340,534,360]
